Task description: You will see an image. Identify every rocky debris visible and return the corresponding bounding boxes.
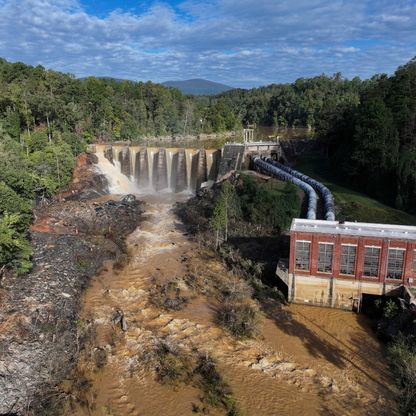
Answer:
[56,152,108,201]
[32,195,142,244]
[0,155,143,415]
[112,309,128,332]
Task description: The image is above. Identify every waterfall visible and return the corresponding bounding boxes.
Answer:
[94,149,138,194]
[93,145,221,194]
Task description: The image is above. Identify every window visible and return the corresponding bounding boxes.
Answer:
[340,245,357,275]
[317,243,333,273]
[363,247,380,277]
[295,241,310,271]
[386,248,405,280]
[413,250,416,272]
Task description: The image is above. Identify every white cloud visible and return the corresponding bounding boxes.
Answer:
[0,0,414,87]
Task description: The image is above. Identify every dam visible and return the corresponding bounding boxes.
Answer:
[90,144,222,193]
[89,140,286,194]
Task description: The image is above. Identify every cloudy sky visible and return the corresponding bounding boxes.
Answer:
[0,0,415,87]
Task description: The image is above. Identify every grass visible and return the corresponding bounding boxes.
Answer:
[295,154,416,225]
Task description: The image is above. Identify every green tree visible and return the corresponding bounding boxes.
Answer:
[210,182,241,248]
[0,213,32,274]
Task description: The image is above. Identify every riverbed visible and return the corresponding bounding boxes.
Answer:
[66,193,398,416]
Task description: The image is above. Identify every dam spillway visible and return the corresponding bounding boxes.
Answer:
[91,144,222,193]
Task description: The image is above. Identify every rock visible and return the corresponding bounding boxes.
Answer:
[122,194,136,204]
[112,310,128,332]
[56,152,109,201]
[303,368,317,377]
[121,316,128,332]
[330,382,340,393]
[276,362,297,372]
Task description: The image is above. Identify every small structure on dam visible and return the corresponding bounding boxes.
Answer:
[277,219,416,310]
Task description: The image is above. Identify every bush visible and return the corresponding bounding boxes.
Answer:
[195,355,241,416]
[149,280,189,311]
[29,141,75,197]
[141,339,241,415]
[238,174,300,231]
[0,181,32,228]
[388,336,416,415]
[142,340,193,386]
[216,300,261,338]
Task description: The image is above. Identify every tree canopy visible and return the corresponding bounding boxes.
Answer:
[318,58,416,213]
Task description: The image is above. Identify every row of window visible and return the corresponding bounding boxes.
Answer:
[295,241,416,280]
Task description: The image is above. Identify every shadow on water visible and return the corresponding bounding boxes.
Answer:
[260,300,397,398]
[260,301,346,368]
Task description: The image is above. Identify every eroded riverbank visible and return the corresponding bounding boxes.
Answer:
[0,155,143,415]
[65,193,398,416]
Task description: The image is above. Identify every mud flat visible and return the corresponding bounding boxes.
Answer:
[65,193,398,416]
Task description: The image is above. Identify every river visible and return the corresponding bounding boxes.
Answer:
[63,190,398,416]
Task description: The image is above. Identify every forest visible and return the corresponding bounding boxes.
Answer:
[0,57,415,273]
[318,58,416,215]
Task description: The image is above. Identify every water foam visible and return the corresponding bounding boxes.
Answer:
[95,151,138,194]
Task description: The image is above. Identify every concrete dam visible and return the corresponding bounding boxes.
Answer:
[91,144,222,193]
[90,141,285,193]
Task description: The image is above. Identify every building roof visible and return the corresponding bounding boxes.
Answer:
[290,218,416,241]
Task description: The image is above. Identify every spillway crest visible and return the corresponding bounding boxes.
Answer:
[92,144,221,194]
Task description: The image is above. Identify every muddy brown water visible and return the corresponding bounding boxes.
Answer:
[66,193,398,416]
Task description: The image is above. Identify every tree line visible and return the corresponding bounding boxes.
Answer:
[317,58,416,214]
[0,58,240,143]
[217,73,364,128]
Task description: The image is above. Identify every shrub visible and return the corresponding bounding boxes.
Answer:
[383,299,399,320]
[216,299,261,338]
[194,354,241,416]
[238,174,300,232]
[142,340,193,386]
[0,181,32,229]
[388,336,416,415]
[0,213,32,274]
[149,280,189,311]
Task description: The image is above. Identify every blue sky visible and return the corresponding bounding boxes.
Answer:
[0,0,415,87]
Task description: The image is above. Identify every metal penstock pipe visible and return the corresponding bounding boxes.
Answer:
[265,158,335,221]
[252,155,317,220]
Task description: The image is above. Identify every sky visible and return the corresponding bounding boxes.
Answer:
[0,0,415,88]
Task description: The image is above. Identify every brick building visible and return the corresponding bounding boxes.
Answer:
[278,219,416,310]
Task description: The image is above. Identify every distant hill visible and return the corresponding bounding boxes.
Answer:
[162,78,234,95]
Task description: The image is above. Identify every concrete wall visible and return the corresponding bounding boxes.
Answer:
[218,142,285,177]
[286,273,404,310]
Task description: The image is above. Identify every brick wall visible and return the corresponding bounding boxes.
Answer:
[289,231,416,286]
